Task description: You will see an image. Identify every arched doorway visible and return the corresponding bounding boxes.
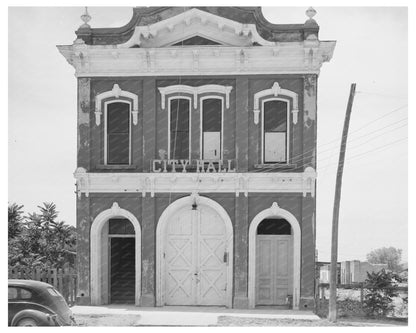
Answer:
[248,202,301,309]
[156,194,233,307]
[90,202,141,305]
[255,218,293,306]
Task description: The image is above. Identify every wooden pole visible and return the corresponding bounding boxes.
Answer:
[328,83,356,322]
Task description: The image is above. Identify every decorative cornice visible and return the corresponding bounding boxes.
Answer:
[73,167,316,198]
[94,84,139,126]
[253,82,299,125]
[158,84,233,109]
[57,41,336,77]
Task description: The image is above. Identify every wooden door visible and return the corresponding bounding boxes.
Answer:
[197,206,227,305]
[256,235,293,305]
[165,206,227,306]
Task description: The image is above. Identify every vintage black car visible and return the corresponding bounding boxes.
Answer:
[8,279,75,326]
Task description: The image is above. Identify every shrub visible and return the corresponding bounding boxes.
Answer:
[363,269,401,318]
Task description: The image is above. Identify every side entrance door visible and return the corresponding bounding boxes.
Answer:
[256,235,293,305]
[164,205,228,306]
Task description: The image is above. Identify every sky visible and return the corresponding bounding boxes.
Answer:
[8,4,409,263]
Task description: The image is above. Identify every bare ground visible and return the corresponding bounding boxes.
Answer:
[215,316,408,327]
[74,313,407,327]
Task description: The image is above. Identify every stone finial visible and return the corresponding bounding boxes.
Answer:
[306,7,317,20]
[79,7,91,29]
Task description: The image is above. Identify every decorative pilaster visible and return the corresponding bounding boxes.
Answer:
[77,78,91,171]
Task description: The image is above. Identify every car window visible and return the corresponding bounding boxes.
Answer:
[20,288,32,299]
[47,288,60,296]
[8,287,18,300]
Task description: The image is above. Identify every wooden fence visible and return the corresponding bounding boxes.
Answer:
[8,265,77,305]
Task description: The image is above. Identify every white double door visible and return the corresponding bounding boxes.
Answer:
[256,235,293,305]
[165,205,228,306]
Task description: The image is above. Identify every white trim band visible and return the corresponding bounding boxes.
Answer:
[74,167,316,198]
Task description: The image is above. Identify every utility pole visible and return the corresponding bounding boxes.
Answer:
[328,83,356,322]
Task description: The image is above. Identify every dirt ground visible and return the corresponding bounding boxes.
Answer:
[216,316,408,327]
[74,314,408,327]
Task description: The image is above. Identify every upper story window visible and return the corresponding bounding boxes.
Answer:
[253,82,299,165]
[201,97,222,160]
[169,98,190,160]
[105,101,131,165]
[262,99,289,163]
[95,84,139,166]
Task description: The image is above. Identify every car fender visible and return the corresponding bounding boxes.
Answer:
[11,309,56,326]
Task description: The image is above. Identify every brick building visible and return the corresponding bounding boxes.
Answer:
[58,6,335,310]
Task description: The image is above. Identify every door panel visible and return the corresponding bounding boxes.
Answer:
[256,235,292,305]
[264,132,286,162]
[165,209,195,305]
[256,237,273,305]
[203,132,221,160]
[165,206,227,306]
[198,207,227,305]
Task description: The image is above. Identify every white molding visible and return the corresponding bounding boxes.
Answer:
[248,202,301,309]
[95,84,139,126]
[261,97,290,164]
[167,96,192,161]
[90,202,142,306]
[119,8,276,48]
[253,82,299,125]
[155,195,234,307]
[73,167,317,198]
[57,41,336,78]
[103,100,132,165]
[199,95,224,161]
[159,84,233,110]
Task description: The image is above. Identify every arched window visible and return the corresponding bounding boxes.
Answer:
[262,99,289,163]
[105,101,131,165]
[257,218,292,235]
[169,98,190,160]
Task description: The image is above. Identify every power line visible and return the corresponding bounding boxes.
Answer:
[317,136,407,176]
[356,91,407,99]
[285,107,407,165]
[288,118,407,166]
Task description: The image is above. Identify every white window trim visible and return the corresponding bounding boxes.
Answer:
[104,100,132,165]
[253,82,299,125]
[95,84,139,126]
[261,97,290,164]
[199,95,224,161]
[159,84,232,110]
[168,96,192,161]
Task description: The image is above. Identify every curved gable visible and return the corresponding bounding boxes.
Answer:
[76,6,319,46]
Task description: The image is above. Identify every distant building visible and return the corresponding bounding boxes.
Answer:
[340,261,387,284]
[58,6,335,310]
[317,262,341,284]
